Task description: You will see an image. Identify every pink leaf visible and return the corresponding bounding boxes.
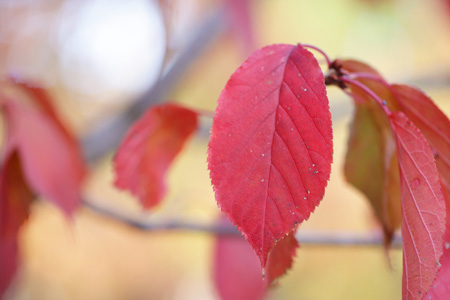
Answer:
[390,111,446,299]
[208,44,333,267]
[114,103,198,209]
[2,99,84,215]
[224,0,256,54]
[214,219,266,300]
[12,79,85,184]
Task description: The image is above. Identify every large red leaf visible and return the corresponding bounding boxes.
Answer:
[392,84,450,195]
[390,111,446,299]
[0,152,33,297]
[2,99,84,215]
[214,218,267,300]
[208,44,333,267]
[114,103,198,209]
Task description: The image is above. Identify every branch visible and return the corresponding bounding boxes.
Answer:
[82,199,402,248]
[81,7,226,163]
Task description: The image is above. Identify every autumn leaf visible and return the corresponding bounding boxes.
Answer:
[214,218,267,300]
[1,99,84,216]
[0,152,33,297]
[208,44,333,267]
[392,84,450,195]
[0,236,19,297]
[339,59,450,298]
[114,103,198,209]
[9,77,85,183]
[344,98,401,244]
[266,231,299,284]
[341,59,402,244]
[224,0,256,54]
[0,82,86,296]
[390,111,446,300]
[0,152,33,239]
[425,190,450,299]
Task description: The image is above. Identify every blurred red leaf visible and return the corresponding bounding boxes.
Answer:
[0,81,86,296]
[214,218,267,300]
[114,103,198,209]
[0,152,33,297]
[390,111,446,299]
[224,0,256,54]
[0,236,19,298]
[10,78,85,182]
[2,99,84,215]
[208,44,332,267]
[266,231,299,284]
[214,219,298,300]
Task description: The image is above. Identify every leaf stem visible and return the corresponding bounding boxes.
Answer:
[340,76,392,117]
[300,44,332,68]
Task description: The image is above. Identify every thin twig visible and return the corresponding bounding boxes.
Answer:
[81,7,225,164]
[82,199,402,248]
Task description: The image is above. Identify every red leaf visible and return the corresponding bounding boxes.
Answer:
[392,84,450,195]
[266,231,299,284]
[208,44,333,267]
[12,79,84,161]
[214,219,267,300]
[2,99,84,215]
[0,236,19,297]
[114,103,198,209]
[425,191,450,299]
[224,0,256,54]
[0,152,33,297]
[390,111,446,299]
[340,59,404,245]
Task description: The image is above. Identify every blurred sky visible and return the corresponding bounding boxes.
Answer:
[2,0,450,299]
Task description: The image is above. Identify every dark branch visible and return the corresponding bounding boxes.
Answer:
[82,199,402,248]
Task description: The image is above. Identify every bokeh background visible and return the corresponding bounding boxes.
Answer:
[2,0,450,299]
